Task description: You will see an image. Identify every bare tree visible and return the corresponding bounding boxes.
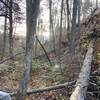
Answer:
[0,0,23,62]
[16,0,40,100]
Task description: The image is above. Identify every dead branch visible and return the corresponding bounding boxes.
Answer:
[36,36,52,66]
[9,80,75,96]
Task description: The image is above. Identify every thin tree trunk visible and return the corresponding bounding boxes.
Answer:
[51,5,56,53]
[59,0,64,51]
[0,3,8,60]
[16,0,40,100]
[52,18,56,54]
[66,0,70,31]
[34,19,39,58]
[49,0,52,51]
[75,0,81,47]
[9,0,14,65]
[66,0,71,46]
[34,37,38,58]
[63,6,67,40]
[96,0,98,8]
[70,0,78,56]
[77,0,81,36]
[58,0,64,73]
[49,0,56,52]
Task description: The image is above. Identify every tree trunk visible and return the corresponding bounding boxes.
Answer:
[59,0,64,51]
[34,36,38,58]
[66,0,71,46]
[16,0,40,100]
[70,40,94,100]
[0,4,7,60]
[96,0,98,8]
[77,0,81,37]
[49,0,56,52]
[75,0,81,46]
[70,0,78,56]
[9,0,14,65]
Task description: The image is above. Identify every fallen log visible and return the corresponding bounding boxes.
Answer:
[70,40,94,100]
[8,80,75,96]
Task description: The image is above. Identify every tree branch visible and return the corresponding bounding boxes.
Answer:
[36,36,52,66]
[0,14,9,18]
[0,0,10,9]
[9,80,75,96]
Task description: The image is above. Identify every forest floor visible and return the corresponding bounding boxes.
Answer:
[0,37,99,100]
[0,46,82,100]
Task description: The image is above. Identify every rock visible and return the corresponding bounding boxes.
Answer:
[0,91,11,100]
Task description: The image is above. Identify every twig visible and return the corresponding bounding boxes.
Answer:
[0,52,25,64]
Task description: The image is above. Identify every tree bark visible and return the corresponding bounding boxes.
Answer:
[59,0,64,51]
[58,0,64,67]
[9,0,14,65]
[1,17,7,60]
[0,2,8,60]
[70,40,94,100]
[16,0,40,100]
[77,0,81,36]
[75,0,81,46]
[49,0,56,52]
[70,0,78,56]
[66,0,71,46]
